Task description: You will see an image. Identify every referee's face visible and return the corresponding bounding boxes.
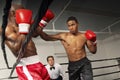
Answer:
[48,57,54,66]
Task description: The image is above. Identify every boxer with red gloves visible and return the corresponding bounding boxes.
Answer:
[0,4,50,80]
[39,16,97,80]
[15,9,50,80]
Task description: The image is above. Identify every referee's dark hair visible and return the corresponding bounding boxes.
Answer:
[47,56,54,61]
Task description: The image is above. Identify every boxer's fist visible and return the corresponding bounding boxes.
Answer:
[39,9,54,28]
[15,9,32,34]
[85,30,96,45]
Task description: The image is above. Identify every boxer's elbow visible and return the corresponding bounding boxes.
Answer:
[90,50,97,54]
[88,46,97,54]
[87,43,97,54]
[90,48,97,54]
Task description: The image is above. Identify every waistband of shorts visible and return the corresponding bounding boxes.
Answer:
[17,55,40,66]
[69,57,89,64]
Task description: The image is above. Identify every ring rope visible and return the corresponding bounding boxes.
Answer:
[1,0,13,69]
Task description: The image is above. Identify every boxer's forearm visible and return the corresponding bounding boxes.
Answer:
[6,34,26,51]
[86,40,97,54]
[39,30,62,41]
[39,30,54,41]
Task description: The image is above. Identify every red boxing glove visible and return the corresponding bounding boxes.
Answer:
[39,9,54,28]
[85,30,97,45]
[15,9,32,34]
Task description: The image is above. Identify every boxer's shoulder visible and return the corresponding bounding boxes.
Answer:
[6,24,16,32]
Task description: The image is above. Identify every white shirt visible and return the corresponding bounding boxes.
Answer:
[45,63,63,79]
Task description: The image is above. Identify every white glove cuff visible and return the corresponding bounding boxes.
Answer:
[40,20,48,27]
[93,41,97,46]
[18,23,30,34]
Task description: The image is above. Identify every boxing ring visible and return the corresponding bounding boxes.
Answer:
[0,0,120,80]
[0,23,120,80]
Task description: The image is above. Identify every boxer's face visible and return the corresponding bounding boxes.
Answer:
[47,57,54,66]
[67,20,78,34]
[9,6,16,17]
[9,4,24,18]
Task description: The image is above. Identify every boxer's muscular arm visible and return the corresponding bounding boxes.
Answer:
[86,40,97,54]
[5,27,25,52]
[6,35,25,53]
[39,29,63,41]
[0,25,25,53]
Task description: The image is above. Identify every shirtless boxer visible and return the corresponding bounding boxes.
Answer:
[0,4,54,80]
[38,16,97,80]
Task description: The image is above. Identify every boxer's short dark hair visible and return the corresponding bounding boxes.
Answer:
[66,16,78,23]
